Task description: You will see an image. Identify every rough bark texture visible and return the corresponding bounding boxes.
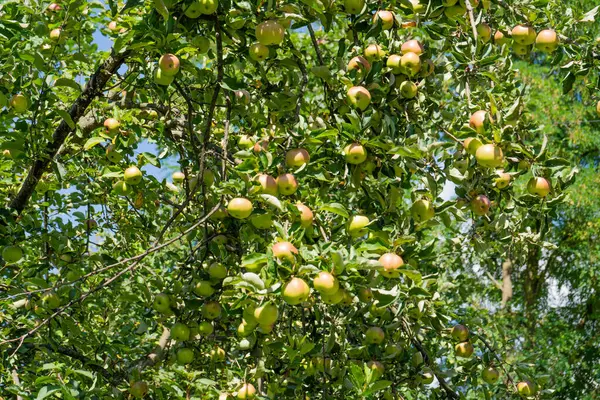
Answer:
[501,259,513,309]
[8,49,130,214]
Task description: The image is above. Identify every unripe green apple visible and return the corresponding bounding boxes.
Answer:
[276,173,298,195]
[159,53,180,76]
[399,80,418,99]
[344,143,367,164]
[272,241,298,262]
[193,280,214,297]
[321,288,344,305]
[237,383,256,399]
[386,54,402,75]
[282,277,310,305]
[455,341,474,358]
[285,148,310,168]
[344,0,364,14]
[176,347,194,364]
[469,110,488,134]
[475,144,504,168]
[512,43,531,56]
[198,321,214,336]
[202,301,222,319]
[195,0,218,15]
[400,52,421,76]
[411,199,435,222]
[481,366,500,384]
[249,43,269,61]
[124,166,143,185]
[364,44,385,61]
[373,10,394,30]
[153,293,171,313]
[313,271,339,295]
[378,253,404,278]
[194,36,211,53]
[227,197,253,219]
[184,2,204,18]
[9,94,29,113]
[296,203,314,228]
[254,302,278,325]
[471,194,491,216]
[255,20,285,46]
[154,68,174,86]
[243,303,258,326]
[527,177,551,197]
[347,86,371,110]
[517,380,537,396]
[171,322,191,341]
[463,137,483,155]
[444,5,466,19]
[208,262,227,279]
[365,326,385,345]
[348,215,369,236]
[451,324,469,341]
[112,180,131,196]
[130,381,148,398]
[105,144,121,163]
[210,346,226,361]
[477,23,492,42]
[2,245,23,263]
[357,287,373,302]
[237,321,255,337]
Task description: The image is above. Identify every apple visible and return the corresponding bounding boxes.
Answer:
[177,348,194,364]
[194,36,211,53]
[249,43,269,62]
[494,30,510,45]
[444,5,466,19]
[344,0,364,14]
[347,86,371,110]
[237,383,256,399]
[469,110,488,134]
[103,118,120,134]
[313,271,339,295]
[373,10,394,30]
[184,2,203,18]
[364,44,385,61]
[105,144,121,163]
[124,166,142,185]
[378,253,404,278]
[41,291,60,309]
[2,149,12,158]
[154,68,174,85]
[401,40,424,55]
[254,302,279,325]
[442,0,457,6]
[411,199,435,222]
[2,246,23,263]
[107,21,118,31]
[511,25,536,45]
[255,174,278,196]
[321,288,344,305]
[276,173,298,195]
[130,381,148,398]
[253,139,268,153]
[172,171,185,183]
[49,28,62,41]
[272,241,298,261]
[421,368,435,385]
[384,343,403,358]
[347,56,371,79]
[475,143,504,168]
[296,203,314,228]
[399,81,418,99]
[202,301,222,319]
[210,346,226,361]
[512,43,530,56]
[194,280,215,297]
[477,23,492,42]
[171,322,191,341]
[365,326,385,344]
[219,393,231,400]
[344,143,367,164]
[495,171,511,189]
[400,52,421,76]
[348,215,369,236]
[367,360,385,379]
[536,29,559,53]
[471,194,491,216]
[237,321,255,337]
[227,197,253,219]
[282,277,310,305]
[159,53,180,76]
[386,54,403,74]
[235,89,251,106]
[482,366,500,384]
[198,321,214,336]
[339,289,353,306]
[243,304,258,326]
[153,293,171,313]
[357,287,373,302]
[527,177,551,197]
[255,20,285,46]
[285,148,310,168]
[47,3,61,12]
[250,213,273,229]
[9,94,28,113]
[455,341,474,358]
[208,262,227,279]
[517,380,537,396]
[451,324,469,341]
[112,180,131,196]
[238,135,255,149]
[463,137,483,155]
[195,0,218,15]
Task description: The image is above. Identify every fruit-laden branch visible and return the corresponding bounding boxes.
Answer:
[474,333,518,392]
[8,49,130,214]
[464,0,478,40]
[135,326,171,372]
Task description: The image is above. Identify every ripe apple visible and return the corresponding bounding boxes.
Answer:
[172,171,185,183]
[477,23,492,42]
[364,44,385,61]
[399,81,418,99]
[198,321,214,336]
[130,381,148,398]
[285,148,310,168]
[47,3,61,12]
[348,215,370,236]
[296,203,314,228]
[536,29,559,53]
[177,347,194,364]
[451,324,469,341]
[401,39,424,55]
[378,253,404,278]
[469,110,488,134]
[475,143,504,168]
[250,213,273,229]
[255,174,278,196]
[159,53,180,76]
[400,52,421,76]
[463,137,483,155]
[2,245,23,263]
[208,262,227,279]
[357,287,373,302]
[527,177,551,197]
[495,171,511,189]
[253,139,268,153]
[512,43,530,56]
[105,144,121,163]
[481,366,500,384]
[254,302,279,325]
[511,25,536,45]
[347,86,371,110]
[152,293,171,313]
[321,288,344,305]
[194,280,214,297]
[154,68,174,85]
[237,383,256,399]
[313,271,339,295]
[282,277,310,305]
[124,166,143,185]
[365,326,385,344]
[103,117,120,134]
[202,301,222,319]
[517,380,537,396]
[367,360,385,379]
[471,194,491,216]
[386,54,403,74]
[9,94,28,113]
[373,10,394,30]
[210,346,226,361]
[347,56,371,79]
[49,28,62,41]
[227,197,253,219]
[249,43,269,61]
[344,143,367,164]
[272,241,298,261]
[171,322,191,341]
[494,30,510,45]
[455,341,474,358]
[107,21,118,31]
[276,173,298,195]
[411,199,435,222]
[255,20,285,46]
[344,0,364,14]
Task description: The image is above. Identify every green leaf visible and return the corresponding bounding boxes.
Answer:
[241,272,265,290]
[57,110,76,129]
[320,203,349,218]
[84,137,105,150]
[54,78,81,92]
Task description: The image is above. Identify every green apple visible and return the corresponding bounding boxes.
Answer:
[227,197,253,219]
[344,143,367,164]
[420,368,435,385]
[482,366,500,384]
[198,321,214,336]
[105,144,121,163]
[400,52,421,76]
[282,277,310,305]
[2,245,23,263]
[357,287,372,302]
[193,280,214,297]
[364,44,385,61]
[495,171,511,189]
[517,380,537,396]
[208,262,227,279]
[399,80,418,99]
[124,166,143,185]
[321,288,344,305]
[296,203,313,228]
[154,68,174,86]
[285,148,310,168]
[347,86,371,110]
[477,23,492,42]
[464,137,483,155]
[455,341,474,358]
[112,180,130,196]
[171,322,191,341]
[451,324,469,341]
[130,381,148,398]
[249,43,269,62]
[255,20,285,46]
[511,25,536,45]
[378,253,404,278]
[276,173,298,195]
[475,144,504,168]
[9,94,28,113]
[365,326,385,344]
[42,291,61,309]
[254,302,278,325]
[344,0,365,14]
[469,110,488,134]
[411,199,435,222]
[401,39,424,55]
[176,347,194,364]
[347,56,371,79]
[237,321,255,337]
[536,30,559,53]
[202,301,222,319]
[348,214,369,236]
[152,293,171,313]
[373,10,394,30]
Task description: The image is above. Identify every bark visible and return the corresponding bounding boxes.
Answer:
[501,259,513,309]
[524,245,542,345]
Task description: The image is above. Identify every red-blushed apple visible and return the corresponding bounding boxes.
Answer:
[411,199,435,222]
[255,174,278,196]
[154,68,174,85]
[475,143,504,168]
[364,44,385,61]
[471,194,491,216]
[373,10,394,30]
[272,241,298,262]
[107,21,118,31]
[194,280,215,297]
[47,3,61,12]
[296,202,314,228]
[124,166,143,185]
[227,197,253,219]
[401,39,424,55]
[2,245,23,264]
[159,53,180,76]
[286,148,310,168]
[130,381,148,398]
[313,271,339,295]
[527,177,551,197]
[477,23,492,42]
[255,20,285,46]
[344,143,367,164]
[400,80,418,99]
[469,110,488,134]
[171,322,190,341]
[344,0,365,14]
[9,94,28,113]
[249,42,269,61]
[237,383,256,399]
[463,137,483,155]
[400,52,421,76]
[367,360,385,379]
[103,117,120,134]
[482,366,500,384]
[494,30,510,45]
[511,25,536,45]
[282,277,310,305]
[208,262,227,279]
[495,171,511,189]
[348,215,370,236]
[517,380,537,396]
[202,301,222,319]
[254,302,278,325]
[276,173,298,195]
[177,347,194,364]
[365,326,385,344]
[536,29,559,53]
[105,144,121,163]
[347,56,371,79]
[378,252,404,278]
[49,28,62,41]
[455,341,474,358]
[451,324,469,341]
[347,86,371,110]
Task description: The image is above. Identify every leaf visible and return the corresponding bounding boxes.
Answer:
[54,78,81,92]
[198,378,217,386]
[562,71,575,94]
[57,110,75,129]
[153,0,169,19]
[535,135,548,160]
[36,386,61,400]
[121,0,144,12]
[241,272,265,290]
[259,194,284,211]
[398,269,422,282]
[580,5,599,22]
[320,203,349,218]
[84,137,105,150]
[141,152,160,167]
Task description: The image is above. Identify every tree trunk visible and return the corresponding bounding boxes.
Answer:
[524,245,542,346]
[501,259,513,309]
